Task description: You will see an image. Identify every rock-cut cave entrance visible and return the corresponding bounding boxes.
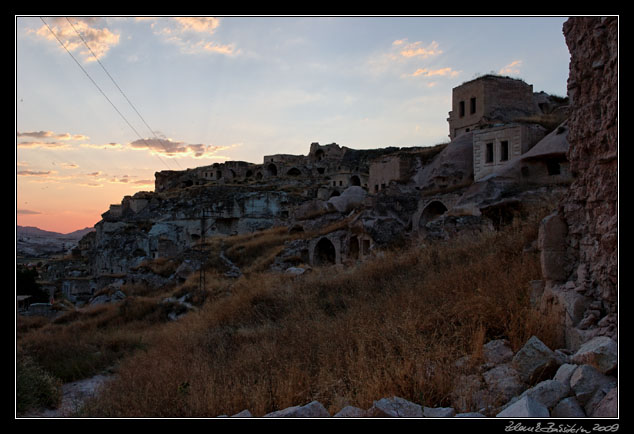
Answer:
[314,237,336,266]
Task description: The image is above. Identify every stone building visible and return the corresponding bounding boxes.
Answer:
[368,155,411,193]
[447,75,541,140]
[472,123,546,181]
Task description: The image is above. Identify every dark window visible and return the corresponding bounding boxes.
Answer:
[485,143,494,163]
[459,101,465,117]
[500,141,509,161]
[547,160,561,176]
[470,97,476,114]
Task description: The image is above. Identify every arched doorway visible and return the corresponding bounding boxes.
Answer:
[267,163,278,176]
[286,167,301,176]
[350,175,361,186]
[420,201,448,227]
[314,237,336,266]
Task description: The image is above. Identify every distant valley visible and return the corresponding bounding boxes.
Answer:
[16,225,95,259]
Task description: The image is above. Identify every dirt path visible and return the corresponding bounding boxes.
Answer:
[23,374,112,418]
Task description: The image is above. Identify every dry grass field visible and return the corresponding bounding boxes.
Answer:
[17,202,562,417]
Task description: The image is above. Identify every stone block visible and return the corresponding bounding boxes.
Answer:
[496,396,550,418]
[368,396,423,417]
[571,336,618,374]
[512,336,560,385]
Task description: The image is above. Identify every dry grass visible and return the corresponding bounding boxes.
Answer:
[75,206,559,417]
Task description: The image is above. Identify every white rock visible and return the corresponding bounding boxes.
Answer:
[496,396,549,418]
[569,364,617,406]
[571,336,618,374]
[423,406,456,418]
[483,339,514,365]
[512,336,560,385]
[551,397,586,418]
[368,396,423,417]
[333,406,367,417]
[264,400,330,418]
[518,379,570,409]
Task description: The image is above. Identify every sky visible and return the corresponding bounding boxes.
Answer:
[15,16,572,234]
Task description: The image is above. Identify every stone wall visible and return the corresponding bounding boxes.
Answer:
[538,16,618,349]
[561,16,618,307]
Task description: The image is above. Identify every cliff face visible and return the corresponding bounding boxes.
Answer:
[539,17,618,349]
[563,17,618,313]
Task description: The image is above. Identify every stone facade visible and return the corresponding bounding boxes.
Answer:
[473,123,546,181]
[447,75,540,140]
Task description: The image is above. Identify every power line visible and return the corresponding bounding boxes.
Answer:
[39,17,172,171]
[64,17,182,170]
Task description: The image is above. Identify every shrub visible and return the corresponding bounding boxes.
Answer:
[16,353,61,414]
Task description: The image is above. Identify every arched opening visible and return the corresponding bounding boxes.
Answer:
[255,172,263,180]
[350,175,361,186]
[315,149,324,161]
[216,170,223,179]
[286,167,301,176]
[420,201,448,227]
[349,236,359,260]
[314,237,336,266]
[182,180,193,188]
[245,170,253,178]
[329,190,340,198]
[266,163,278,176]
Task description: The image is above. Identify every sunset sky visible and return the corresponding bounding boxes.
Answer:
[16,16,571,234]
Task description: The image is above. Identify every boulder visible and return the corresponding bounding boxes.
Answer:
[551,397,586,418]
[263,400,330,418]
[368,396,423,417]
[327,186,367,213]
[482,364,526,404]
[230,409,253,417]
[553,363,578,387]
[496,396,549,418]
[589,387,617,417]
[518,379,570,409]
[454,412,486,417]
[569,364,617,406]
[570,336,618,375]
[423,406,456,418]
[482,339,514,366]
[333,406,368,417]
[512,336,560,385]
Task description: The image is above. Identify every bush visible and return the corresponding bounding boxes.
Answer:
[16,353,61,414]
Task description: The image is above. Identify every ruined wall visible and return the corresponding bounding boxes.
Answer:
[538,17,618,349]
[562,16,618,309]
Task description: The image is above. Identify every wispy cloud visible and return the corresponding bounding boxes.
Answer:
[128,137,235,158]
[393,39,443,59]
[17,141,71,149]
[499,60,523,75]
[140,17,238,56]
[17,130,89,149]
[18,130,90,141]
[34,17,120,62]
[17,170,54,176]
[17,209,42,215]
[409,67,460,78]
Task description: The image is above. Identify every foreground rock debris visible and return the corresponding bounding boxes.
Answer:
[219,336,617,418]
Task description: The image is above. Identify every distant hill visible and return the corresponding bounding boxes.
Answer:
[16,225,95,258]
[17,225,94,240]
